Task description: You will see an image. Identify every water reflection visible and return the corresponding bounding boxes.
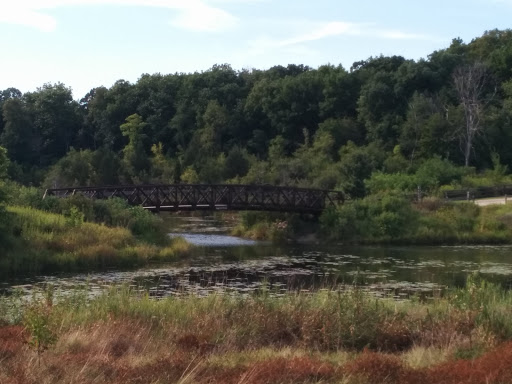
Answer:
[169,233,259,247]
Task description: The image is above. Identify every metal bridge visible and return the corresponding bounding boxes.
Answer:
[44,184,344,214]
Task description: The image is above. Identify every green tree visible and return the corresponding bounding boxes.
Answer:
[43,149,95,188]
[120,114,150,182]
[1,98,35,164]
[224,146,251,180]
[150,142,175,183]
[337,142,386,198]
[0,146,11,249]
[181,166,199,184]
[0,88,22,137]
[24,83,81,165]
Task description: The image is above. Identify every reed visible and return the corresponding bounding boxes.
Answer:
[2,280,512,383]
[1,206,192,276]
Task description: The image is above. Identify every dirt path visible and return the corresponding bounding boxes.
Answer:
[474,197,512,206]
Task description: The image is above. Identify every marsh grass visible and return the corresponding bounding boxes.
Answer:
[2,281,512,383]
[1,206,192,276]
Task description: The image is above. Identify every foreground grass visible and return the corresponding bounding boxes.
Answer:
[1,278,512,383]
[0,206,192,276]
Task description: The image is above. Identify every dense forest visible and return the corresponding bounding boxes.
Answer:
[2,30,512,199]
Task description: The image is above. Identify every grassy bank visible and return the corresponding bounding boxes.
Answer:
[0,206,192,277]
[232,199,512,245]
[320,195,512,245]
[1,278,512,383]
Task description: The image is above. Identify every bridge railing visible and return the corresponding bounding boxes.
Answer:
[44,184,344,214]
[443,185,512,201]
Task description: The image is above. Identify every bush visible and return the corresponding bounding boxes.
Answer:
[415,157,466,191]
[366,172,418,194]
[321,193,419,242]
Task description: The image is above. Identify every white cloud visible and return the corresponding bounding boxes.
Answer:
[248,21,440,56]
[170,2,237,32]
[0,0,237,32]
[277,22,363,46]
[0,6,57,32]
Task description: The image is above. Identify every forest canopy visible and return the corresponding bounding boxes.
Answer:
[2,30,512,198]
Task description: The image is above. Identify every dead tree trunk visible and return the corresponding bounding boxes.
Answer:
[453,62,491,167]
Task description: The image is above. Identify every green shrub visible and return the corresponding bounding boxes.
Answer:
[415,157,466,191]
[321,193,419,242]
[365,172,417,194]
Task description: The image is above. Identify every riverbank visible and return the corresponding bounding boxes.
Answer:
[0,206,192,277]
[322,197,512,245]
[1,278,512,383]
[233,198,512,246]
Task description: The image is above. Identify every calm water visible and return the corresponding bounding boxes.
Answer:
[3,215,512,298]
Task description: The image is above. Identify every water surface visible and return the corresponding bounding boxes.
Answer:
[3,215,512,299]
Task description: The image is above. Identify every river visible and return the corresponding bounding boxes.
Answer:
[2,215,512,298]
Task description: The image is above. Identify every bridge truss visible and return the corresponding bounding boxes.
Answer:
[44,184,344,214]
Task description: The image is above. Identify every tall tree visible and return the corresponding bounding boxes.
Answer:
[0,146,10,248]
[120,114,150,181]
[25,83,81,165]
[1,98,35,164]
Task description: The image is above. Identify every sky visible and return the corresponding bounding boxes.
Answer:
[0,0,511,99]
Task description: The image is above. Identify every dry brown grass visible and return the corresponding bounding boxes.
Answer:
[2,318,512,384]
[3,280,512,383]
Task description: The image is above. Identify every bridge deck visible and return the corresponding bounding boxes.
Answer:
[44,184,344,214]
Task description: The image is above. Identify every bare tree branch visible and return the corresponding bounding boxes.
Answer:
[453,62,496,167]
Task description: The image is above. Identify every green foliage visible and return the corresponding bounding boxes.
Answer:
[1,205,191,276]
[120,114,150,182]
[321,196,512,244]
[67,206,85,227]
[2,31,512,257]
[224,146,251,180]
[181,166,199,183]
[0,147,11,249]
[0,146,9,180]
[1,30,512,193]
[43,148,122,188]
[321,193,419,242]
[23,300,57,364]
[232,211,298,242]
[415,157,465,191]
[489,151,509,184]
[44,148,94,188]
[365,172,418,194]
[337,142,386,198]
[150,142,175,183]
[54,196,170,245]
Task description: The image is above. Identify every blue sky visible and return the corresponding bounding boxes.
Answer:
[0,0,510,99]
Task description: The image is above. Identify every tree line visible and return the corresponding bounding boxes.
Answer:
[2,29,512,198]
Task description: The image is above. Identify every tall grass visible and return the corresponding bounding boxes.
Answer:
[2,279,509,353]
[0,206,192,276]
[2,280,512,383]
